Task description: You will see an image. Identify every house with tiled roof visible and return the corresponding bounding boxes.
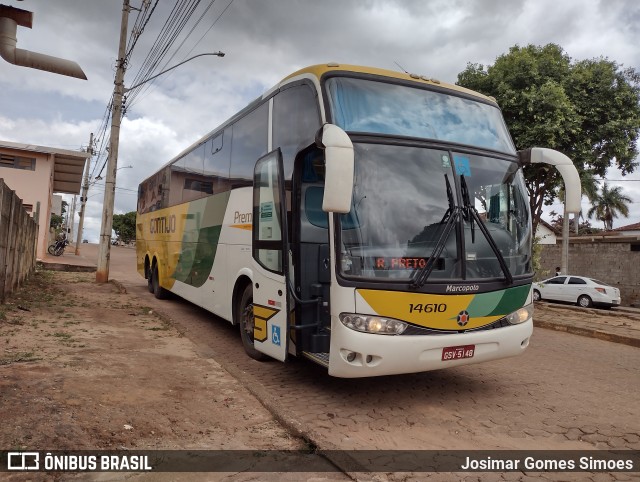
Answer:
[611,222,640,236]
[536,219,559,245]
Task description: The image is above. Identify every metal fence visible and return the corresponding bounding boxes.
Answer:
[0,178,38,302]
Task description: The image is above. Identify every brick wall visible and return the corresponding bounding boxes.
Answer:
[539,236,640,307]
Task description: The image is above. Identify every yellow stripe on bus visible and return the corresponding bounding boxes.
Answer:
[357,289,502,330]
[230,223,252,231]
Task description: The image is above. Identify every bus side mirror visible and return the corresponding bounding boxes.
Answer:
[316,124,354,213]
[518,147,582,214]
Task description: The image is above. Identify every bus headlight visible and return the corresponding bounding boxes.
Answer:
[504,303,534,325]
[339,313,408,335]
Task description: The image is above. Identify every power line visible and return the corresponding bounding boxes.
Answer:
[127,0,234,110]
[126,0,202,106]
[90,185,139,194]
[125,0,160,60]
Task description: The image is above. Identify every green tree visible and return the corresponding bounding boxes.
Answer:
[548,210,602,236]
[50,213,64,229]
[50,200,68,230]
[457,44,640,232]
[587,182,632,230]
[112,211,137,244]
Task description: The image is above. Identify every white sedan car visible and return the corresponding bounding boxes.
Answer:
[532,275,621,309]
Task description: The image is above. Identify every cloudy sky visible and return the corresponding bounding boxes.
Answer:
[1,0,639,243]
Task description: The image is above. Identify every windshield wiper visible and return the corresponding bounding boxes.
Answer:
[459,175,514,286]
[460,173,475,244]
[411,175,459,289]
[439,173,455,224]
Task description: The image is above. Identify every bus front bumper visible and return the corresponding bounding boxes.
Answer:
[327,318,533,378]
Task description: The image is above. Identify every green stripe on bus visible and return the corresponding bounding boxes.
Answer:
[486,284,530,316]
[466,284,530,317]
[173,192,230,288]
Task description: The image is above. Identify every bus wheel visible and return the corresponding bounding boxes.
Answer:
[238,284,267,361]
[152,264,169,300]
[146,263,153,293]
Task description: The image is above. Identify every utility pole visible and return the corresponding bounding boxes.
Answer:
[75,132,93,255]
[561,207,570,275]
[68,195,77,240]
[96,0,129,283]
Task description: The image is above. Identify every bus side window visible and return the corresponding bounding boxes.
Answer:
[203,128,232,195]
[181,143,208,203]
[299,149,329,243]
[139,168,169,213]
[273,82,321,179]
[230,102,269,188]
[305,186,328,229]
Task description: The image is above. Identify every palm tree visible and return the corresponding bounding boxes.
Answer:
[587,183,632,231]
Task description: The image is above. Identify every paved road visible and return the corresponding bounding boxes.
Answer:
[74,244,640,477]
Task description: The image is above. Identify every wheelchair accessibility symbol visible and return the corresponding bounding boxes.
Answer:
[271,325,281,346]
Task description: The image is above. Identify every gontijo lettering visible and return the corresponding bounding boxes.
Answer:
[149,215,176,234]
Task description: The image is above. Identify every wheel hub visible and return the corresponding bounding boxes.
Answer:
[241,305,255,337]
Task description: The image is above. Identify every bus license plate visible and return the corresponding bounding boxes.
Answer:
[442,344,475,361]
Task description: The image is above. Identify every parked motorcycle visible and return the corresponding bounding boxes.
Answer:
[48,236,69,256]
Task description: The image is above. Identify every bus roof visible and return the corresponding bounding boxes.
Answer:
[281,63,495,104]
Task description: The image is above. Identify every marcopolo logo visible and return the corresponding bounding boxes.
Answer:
[446,284,480,293]
[456,310,470,327]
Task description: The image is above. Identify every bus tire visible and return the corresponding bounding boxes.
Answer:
[146,262,154,293]
[237,284,268,361]
[152,263,170,300]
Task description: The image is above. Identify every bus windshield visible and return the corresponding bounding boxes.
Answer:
[339,143,532,282]
[326,76,515,154]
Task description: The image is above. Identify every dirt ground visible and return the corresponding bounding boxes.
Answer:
[0,269,346,480]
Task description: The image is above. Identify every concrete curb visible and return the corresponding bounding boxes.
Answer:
[36,260,96,273]
[533,319,640,348]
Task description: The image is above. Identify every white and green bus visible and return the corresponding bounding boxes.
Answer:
[136,63,581,378]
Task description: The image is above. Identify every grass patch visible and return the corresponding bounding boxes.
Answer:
[146,326,170,331]
[0,351,41,365]
[4,316,24,326]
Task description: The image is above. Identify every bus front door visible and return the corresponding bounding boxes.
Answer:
[251,150,290,361]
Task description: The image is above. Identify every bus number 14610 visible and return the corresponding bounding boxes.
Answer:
[408,303,447,314]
